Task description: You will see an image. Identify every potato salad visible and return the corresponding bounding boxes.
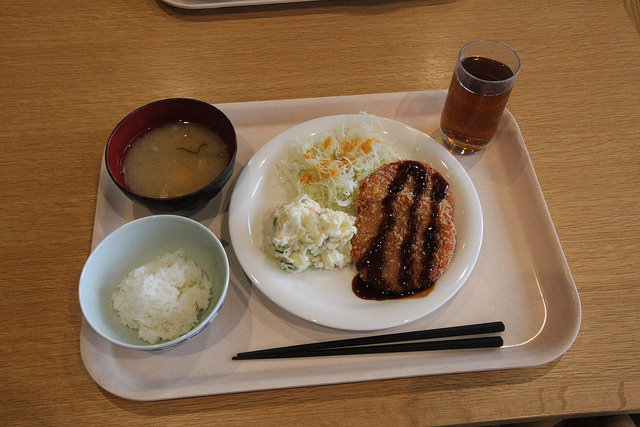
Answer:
[271,195,356,273]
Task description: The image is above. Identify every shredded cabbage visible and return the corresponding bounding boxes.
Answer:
[279,113,399,214]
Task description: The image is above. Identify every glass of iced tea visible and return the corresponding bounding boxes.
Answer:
[440,40,520,154]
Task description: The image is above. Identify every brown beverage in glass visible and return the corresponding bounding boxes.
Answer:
[440,40,520,154]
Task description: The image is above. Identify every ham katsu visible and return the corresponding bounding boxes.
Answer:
[351,160,456,297]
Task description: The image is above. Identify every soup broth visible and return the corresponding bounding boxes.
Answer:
[124,121,230,198]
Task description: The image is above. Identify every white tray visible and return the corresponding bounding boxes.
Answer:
[161,0,322,9]
[80,90,581,401]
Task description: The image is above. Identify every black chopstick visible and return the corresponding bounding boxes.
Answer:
[233,336,503,359]
[232,321,504,360]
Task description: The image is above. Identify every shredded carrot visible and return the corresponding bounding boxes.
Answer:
[299,172,313,185]
[361,138,373,154]
[303,148,313,159]
[314,160,340,179]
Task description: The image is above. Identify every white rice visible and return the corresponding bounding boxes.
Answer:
[112,249,212,344]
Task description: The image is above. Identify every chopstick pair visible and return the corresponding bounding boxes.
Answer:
[232,321,504,360]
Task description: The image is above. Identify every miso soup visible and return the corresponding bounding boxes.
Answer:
[124,121,230,198]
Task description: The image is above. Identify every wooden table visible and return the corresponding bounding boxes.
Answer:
[2,0,639,425]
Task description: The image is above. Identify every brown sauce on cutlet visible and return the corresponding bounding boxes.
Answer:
[353,161,449,300]
[418,174,449,287]
[352,275,436,300]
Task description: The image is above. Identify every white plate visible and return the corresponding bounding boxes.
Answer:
[228,114,482,331]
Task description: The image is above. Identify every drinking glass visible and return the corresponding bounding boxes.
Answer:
[440,40,520,154]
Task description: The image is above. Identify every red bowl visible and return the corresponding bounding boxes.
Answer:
[105,98,237,213]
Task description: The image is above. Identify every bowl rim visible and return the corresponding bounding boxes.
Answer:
[79,214,230,351]
[104,98,238,205]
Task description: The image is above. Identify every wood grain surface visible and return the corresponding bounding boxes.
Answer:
[1,0,639,425]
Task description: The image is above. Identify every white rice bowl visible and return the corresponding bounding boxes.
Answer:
[112,249,213,344]
[79,215,229,351]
